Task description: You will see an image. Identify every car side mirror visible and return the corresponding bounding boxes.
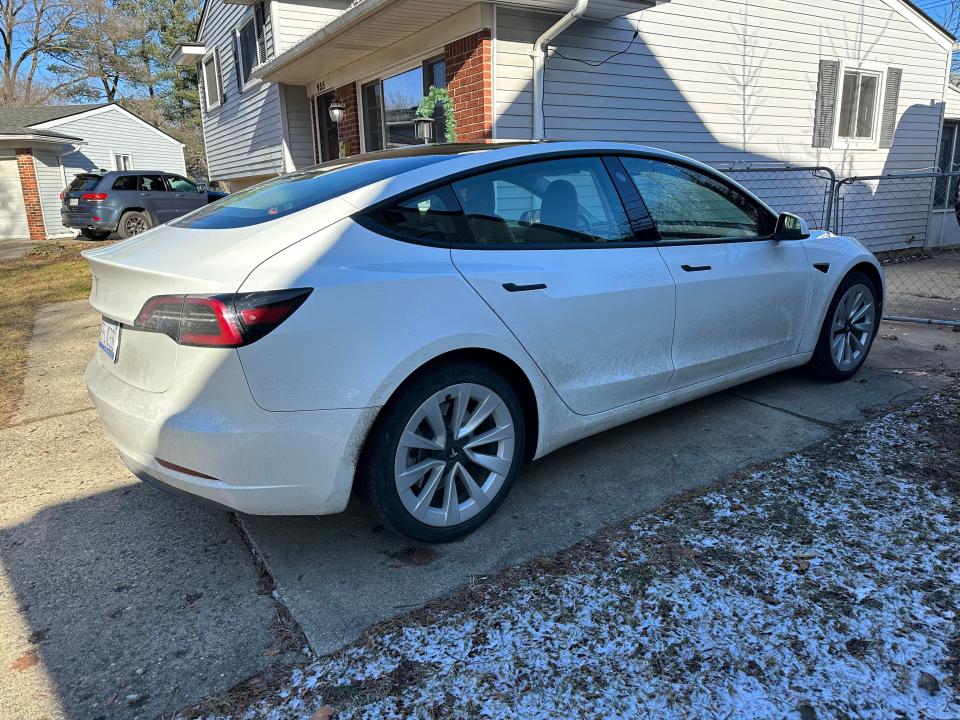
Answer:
[774,212,810,241]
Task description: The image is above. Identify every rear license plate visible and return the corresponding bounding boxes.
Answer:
[99,318,121,363]
[69,198,79,206]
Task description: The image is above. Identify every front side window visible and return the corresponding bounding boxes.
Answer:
[838,71,880,139]
[621,157,769,242]
[167,175,199,192]
[451,157,634,246]
[362,185,466,244]
[139,175,167,192]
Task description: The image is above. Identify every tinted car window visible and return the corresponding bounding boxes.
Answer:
[69,174,102,191]
[167,175,198,192]
[173,155,454,230]
[621,157,769,241]
[139,175,167,192]
[112,175,137,191]
[361,185,466,244]
[451,157,634,245]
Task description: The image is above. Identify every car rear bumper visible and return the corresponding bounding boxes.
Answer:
[85,354,378,515]
[61,207,119,231]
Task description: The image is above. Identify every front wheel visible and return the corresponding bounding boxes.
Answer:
[359,362,525,543]
[810,271,879,381]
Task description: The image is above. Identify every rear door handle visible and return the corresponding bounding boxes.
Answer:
[502,282,547,292]
[681,264,712,272]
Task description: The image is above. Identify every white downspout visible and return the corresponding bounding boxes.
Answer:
[530,0,589,140]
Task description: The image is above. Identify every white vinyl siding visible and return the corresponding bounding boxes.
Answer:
[31,106,185,237]
[494,0,950,251]
[198,0,284,182]
[273,0,349,53]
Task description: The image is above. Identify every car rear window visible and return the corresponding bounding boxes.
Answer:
[69,174,102,191]
[171,155,454,230]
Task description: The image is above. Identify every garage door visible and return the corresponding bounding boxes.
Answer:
[0,149,29,239]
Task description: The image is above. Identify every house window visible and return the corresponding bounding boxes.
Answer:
[202,52,223,110]
[114,153,132,170]
[361,59,446,152]
[934,121,960,210]
[837,71,881,140]
[234,7,266,90]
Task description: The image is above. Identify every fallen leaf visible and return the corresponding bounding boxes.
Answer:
[10,651,39,671]
[261,646,280,657]
[310,706,335,720]
[730,503,746,512]
[680,546,697,560]
[796,558,810,573]
[759,593,779,605]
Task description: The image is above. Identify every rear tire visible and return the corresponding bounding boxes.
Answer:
[810,271,879,381]
[359,362,525,543]
[80,228,111,241]
[118,211,150,239]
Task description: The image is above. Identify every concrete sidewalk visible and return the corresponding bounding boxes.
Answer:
[1,300,957,718]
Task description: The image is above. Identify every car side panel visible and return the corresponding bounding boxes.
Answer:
[235,219,558,414]
[796,232,884,355]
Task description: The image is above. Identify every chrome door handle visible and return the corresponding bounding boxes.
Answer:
[681,264,712,272]
[502,282,547,292]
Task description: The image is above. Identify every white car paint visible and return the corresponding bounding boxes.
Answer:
[83,141,882,517]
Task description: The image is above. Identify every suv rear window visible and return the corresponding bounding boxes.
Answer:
[172,155,454,230]
[69,174,102,191]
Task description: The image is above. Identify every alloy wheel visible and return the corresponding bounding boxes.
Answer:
[394,383,516,528]
[830,283,876,372]
[125,215,147,235]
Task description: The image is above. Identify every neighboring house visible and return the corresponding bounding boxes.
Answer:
[176,0,954,249]
[0,104,186,241]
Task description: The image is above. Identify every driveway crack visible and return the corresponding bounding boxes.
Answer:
[725,391,842,430]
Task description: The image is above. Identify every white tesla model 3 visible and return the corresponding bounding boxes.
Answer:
[84,141,882,542]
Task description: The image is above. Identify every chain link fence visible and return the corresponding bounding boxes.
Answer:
[713,163,960,325]
[834,172,960,324]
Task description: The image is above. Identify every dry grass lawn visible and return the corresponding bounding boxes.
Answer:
[0,243,91,427]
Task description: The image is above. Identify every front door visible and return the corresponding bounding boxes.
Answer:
[619,156,812,389]
[450,155,676,415]
[314,92,340,163]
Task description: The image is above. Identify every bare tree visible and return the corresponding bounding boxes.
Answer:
[0,0,82,105]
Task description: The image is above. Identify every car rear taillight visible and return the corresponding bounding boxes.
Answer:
[82,192,109,201]
[134,289,311,347]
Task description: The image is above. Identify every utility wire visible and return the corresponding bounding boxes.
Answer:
[549,18,642,68]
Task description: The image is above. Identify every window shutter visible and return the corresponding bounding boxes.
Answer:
[255,2,267,64]
[196,60,205,111]
[233,32,243,92]
[813,60,840,149]
[879,67,902,149]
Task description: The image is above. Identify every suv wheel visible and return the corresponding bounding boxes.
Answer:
[118,211,150,239]
[80,228,111,241]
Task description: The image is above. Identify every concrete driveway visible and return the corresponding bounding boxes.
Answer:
[1,300,958,719]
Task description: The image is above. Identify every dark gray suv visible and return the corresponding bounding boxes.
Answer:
[61,170,228,240]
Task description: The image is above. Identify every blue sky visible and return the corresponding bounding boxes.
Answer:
[913,0,958,32]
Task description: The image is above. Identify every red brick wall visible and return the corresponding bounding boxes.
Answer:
[336,83,361,158]
[445,30,493,142]
[15,148,46,241]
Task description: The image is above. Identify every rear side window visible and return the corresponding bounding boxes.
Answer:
[450,157,634,246]
[139,175,167,192]
[361,185,467,245]
[112,175,137,191]
[172,155,453,230]
[69,174,102,191]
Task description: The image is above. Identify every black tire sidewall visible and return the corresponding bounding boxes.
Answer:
[360,362,526,543]
[118,211,150,239]
[812,271,879,381]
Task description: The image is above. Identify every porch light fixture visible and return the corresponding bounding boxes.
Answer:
[328,100,345,124]
[413,116,434,142]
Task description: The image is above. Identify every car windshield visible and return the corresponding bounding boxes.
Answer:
[171,155,456,230]
[69,174,102,191]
